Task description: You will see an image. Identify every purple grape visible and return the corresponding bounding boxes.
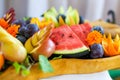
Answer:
[90,43,104,58]
[16,35,27,44]
[18,26,27,35]
[12,19,26,26]
[25,24,39,38]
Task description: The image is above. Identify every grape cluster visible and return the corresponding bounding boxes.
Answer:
[13,19,39,44]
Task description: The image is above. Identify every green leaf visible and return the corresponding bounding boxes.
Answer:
[21,69,30,76]
[13,62,21,73]
[21,65,27,70]
[23,17,30,21]
[13,61,31,76]
[39,55,54,73]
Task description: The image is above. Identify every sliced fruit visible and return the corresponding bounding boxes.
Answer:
[59,7,64,14]
[86,31,103,46]
[50,25,89,58]
[102,34,120,56]
[58,16,65,26]
[42,6,80,27]
[31,32,39,47]
[69,16,75,25]
[3,8,15,24]
[72,9,79,24]
[24,38,34,53]
[70,23,91,46]
[24,23,54,54]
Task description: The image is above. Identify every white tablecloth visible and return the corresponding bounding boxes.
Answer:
[41,71,112,80]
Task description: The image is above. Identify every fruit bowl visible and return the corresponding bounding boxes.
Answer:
[1,7,120,80]
[0,55,120,80]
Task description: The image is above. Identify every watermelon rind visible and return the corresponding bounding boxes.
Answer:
[54,46,89,54]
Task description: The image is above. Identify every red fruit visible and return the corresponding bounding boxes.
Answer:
[32,39,55,61]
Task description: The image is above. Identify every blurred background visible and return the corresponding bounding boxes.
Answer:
[0,0,120,24]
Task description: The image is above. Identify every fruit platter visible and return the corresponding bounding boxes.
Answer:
[1,7,120,80]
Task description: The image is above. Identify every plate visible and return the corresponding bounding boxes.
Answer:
[0,55,120,80]
[41,71,112,80]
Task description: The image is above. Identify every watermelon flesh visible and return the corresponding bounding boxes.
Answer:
[70,25,87,46]
[50,25,89,54]
[80,23,91,37]
[70,23,92,46]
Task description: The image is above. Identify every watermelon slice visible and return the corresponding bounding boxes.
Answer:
[70,25,87,46]
[80,23,91,37]
[70,23,92,46]
[50,25,89,57]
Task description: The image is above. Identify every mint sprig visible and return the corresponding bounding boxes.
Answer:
[38,55,54,73]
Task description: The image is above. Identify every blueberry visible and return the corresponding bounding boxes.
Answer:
[91,26,104,34]
[16,35,27,44]
[90,43,104,59]
[12,19,26,26]
[79,16,84,24]
[56,14,66,22]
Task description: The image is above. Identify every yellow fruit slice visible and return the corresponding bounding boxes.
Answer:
[59,16,65,26]
[31,32,39,47]
[69,16,75,25]
[24,38,34,53]
[25,23,54,54]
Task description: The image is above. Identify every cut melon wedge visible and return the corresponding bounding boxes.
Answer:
[50,25,89,58]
